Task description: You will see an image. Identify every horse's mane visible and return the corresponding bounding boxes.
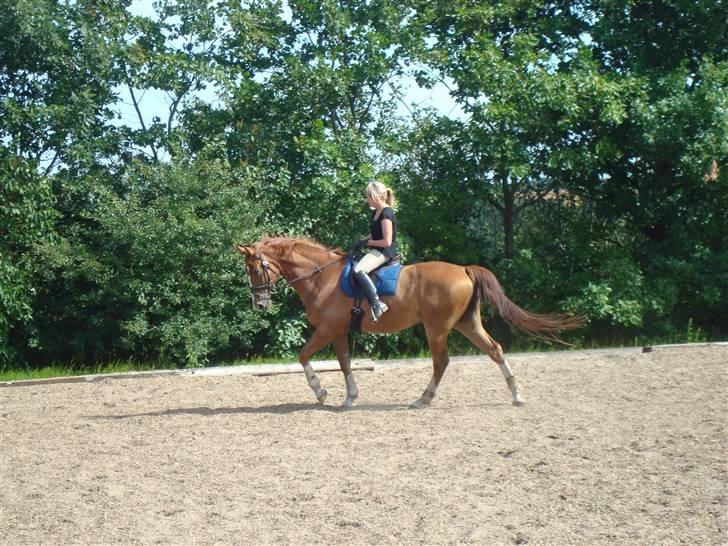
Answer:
[259,236,347,258]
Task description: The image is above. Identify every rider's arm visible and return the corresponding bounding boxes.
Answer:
[367,219,393,248]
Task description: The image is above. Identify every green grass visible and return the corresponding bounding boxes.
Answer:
[0,356,304,383]
[0,361,162,382]
[3,329,724,383]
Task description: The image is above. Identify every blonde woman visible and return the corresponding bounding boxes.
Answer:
[353,181,398,321]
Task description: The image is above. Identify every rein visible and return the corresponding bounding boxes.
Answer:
[251,251,347,293]
[288,255,347,285]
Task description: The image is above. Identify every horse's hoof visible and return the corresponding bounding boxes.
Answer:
[409,398,429,409]
[317,389,328,406]
[341,398,355,409]
[513,399,525,407]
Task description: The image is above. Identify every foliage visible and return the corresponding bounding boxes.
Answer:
[24,148,268,367]
[0,151,56,367]
[1,0,725,371]
[395,0,727,342]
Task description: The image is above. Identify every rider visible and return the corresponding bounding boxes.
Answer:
[354,181,398,322]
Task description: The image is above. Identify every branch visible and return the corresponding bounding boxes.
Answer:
[387,77,409,109]
[329,107,342,135]
[125,82,146,131]
[348,91,358,127]
[167,78,194,135]
[424,67,473,121]
[484,193,504,212]
[357,74,392,132]
[123,64,159,162]
[514,179,558,213]
[358,88,377,132]
[43,149,61,176]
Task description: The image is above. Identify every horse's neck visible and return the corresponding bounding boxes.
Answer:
[273,249,342,300]
[272,249,335,281]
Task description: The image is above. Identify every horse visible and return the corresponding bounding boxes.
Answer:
[236,236,582,409]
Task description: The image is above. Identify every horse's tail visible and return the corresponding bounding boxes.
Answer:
[465,266,584,343]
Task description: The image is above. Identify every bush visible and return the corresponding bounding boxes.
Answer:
[24,148,270,367]
[0,151,56,368]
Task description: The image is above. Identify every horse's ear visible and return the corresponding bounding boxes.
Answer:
[236,245,254,257]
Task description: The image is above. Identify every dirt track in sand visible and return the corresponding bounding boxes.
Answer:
[1,344,727,545]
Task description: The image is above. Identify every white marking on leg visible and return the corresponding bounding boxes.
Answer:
[499,360,524,406]
[303,363,326,402]
[341,372,358,408]
[498,361,514,379]
[345,373,358,400]
[410,377,437,408]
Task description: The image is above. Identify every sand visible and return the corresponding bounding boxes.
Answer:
[1,344,726,545]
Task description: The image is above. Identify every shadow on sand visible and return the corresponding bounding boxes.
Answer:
[87,401,412,420]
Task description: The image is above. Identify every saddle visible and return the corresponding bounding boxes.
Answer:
[340,256,402,331]
[339,256,402,299]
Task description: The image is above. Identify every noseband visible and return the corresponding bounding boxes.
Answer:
[249,254,278,295]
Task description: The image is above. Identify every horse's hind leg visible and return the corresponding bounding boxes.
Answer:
[411,328,450,409]
[455,315,524,406]
[332,335,358,408]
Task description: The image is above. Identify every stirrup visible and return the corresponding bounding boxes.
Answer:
[370,302,389,322]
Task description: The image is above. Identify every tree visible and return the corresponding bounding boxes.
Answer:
[0,152,55,367]
[1,0,117,366]
[407,0,632,260]
[27,146,269,367]
[111,0,228,161]
[581,0,728,336]
[0,0,123,172]
[185,0,415,245]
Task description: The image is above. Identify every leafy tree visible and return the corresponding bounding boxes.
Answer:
[26,146,268,367]
[405,0,632,260]
[386,115,486,264]
[111,0,228,161]
[186,0,414,245]
[2,0,726,370]
[0,0,123,172]
[0,152,56,367]
[395,0,726,341]
[580,1,728,336]
[0,0,112,365]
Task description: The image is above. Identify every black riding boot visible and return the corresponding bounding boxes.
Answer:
[354,270,389,322]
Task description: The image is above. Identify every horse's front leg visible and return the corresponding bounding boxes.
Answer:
[299,329,334,405]
[332,335,358,408]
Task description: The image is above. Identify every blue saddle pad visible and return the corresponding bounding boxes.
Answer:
[340,258,402,299]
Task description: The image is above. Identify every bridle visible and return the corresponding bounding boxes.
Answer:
[247,249,347,296]
[248,254,278,295]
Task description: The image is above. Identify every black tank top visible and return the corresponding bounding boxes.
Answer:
[370,207,398,258]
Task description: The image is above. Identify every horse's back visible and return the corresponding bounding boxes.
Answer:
[365,261,474,332]
[406,261,473,302]
[403,261,472,285]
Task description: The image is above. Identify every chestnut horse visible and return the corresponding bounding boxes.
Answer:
[237,237,581,409]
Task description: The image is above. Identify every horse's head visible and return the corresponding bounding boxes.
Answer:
[236,245,281,310]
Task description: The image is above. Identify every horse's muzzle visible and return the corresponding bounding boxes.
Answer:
[252,295,272,310]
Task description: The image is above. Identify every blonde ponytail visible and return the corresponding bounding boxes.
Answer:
[385,188,395,208]
[366,181,395,208]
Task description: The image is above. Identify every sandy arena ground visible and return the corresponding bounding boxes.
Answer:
[1,344,726,545]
